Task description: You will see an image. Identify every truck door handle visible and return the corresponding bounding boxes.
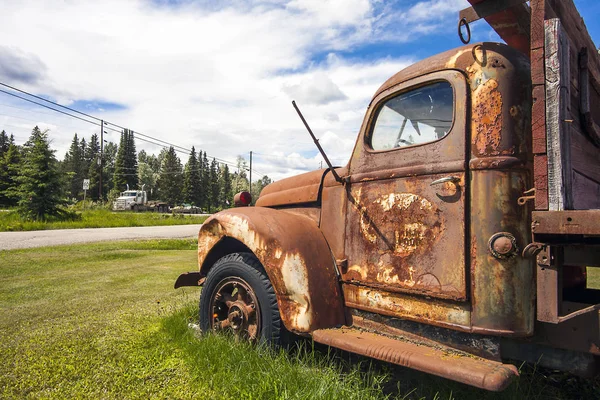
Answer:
[430,176,461,186]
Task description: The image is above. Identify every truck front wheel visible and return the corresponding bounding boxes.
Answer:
[199,252,284,345]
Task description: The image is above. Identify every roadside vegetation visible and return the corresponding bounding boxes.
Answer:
[1,240,598,399]
[0,127,270,227]
[0,208,207,232]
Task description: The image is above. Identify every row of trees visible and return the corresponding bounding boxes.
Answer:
[0,126,273,217]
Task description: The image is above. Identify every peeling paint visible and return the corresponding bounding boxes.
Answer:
[281,253,312,331]
[473,79,503,156]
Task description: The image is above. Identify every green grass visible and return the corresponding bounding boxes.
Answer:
[1,240,598,399]
[0,209,207,231]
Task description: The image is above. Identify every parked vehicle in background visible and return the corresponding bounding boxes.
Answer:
[172,204,203,214]
[112,185,170,213]
[176,0,600,392]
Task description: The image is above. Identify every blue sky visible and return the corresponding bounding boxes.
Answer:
[0,0,598,179]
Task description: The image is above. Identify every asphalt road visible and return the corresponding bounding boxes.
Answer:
[0,224,202,251]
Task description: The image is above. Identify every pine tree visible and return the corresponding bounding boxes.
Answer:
[218,164,232,208]
[13,126,64,219]
[157,146,183,205]
[183,147,202,206]
[63,133,84,199]
[84,134,101,200]
[208,158,219,212]
[0,142,21,207]
[103,142,118,194]
[0,130,9,157]
[200,151,209,210]
[124,130,138,189]
[112,130,138,191]
[80,137,89,178]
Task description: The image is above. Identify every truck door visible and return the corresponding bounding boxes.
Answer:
[343,70,468,301]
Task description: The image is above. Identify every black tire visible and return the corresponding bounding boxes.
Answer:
[132,204,139,212]
[199,252,285,345]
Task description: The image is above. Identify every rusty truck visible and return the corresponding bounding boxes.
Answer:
[175,0,600,391]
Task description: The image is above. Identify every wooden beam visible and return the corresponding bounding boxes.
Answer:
[545,19,573,211]
[466,0,531,56]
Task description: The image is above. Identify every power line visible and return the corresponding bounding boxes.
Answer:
[0,88,101,126]
[0,81,102,122]
[0,81,241,168]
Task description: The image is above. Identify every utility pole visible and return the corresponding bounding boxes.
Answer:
[99,119,104,201]
[249,151,252,195]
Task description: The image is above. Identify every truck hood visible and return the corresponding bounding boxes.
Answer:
[256,169,328,207]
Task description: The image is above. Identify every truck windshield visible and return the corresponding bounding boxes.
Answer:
[123,191,138,196]
[370,81,454,150]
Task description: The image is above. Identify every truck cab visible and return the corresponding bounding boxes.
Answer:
[176,0,600,391]
[113,190,147,211]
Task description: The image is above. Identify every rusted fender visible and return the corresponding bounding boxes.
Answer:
[197,206,346,334]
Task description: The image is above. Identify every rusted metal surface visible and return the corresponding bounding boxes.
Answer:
[174,271,203,288]
[256,169,327,207]
[532,210,600,237]
[196,207,346,333]
[343,284,471,330]
[351,310,502,360]
[344,173,467,300]
[312,327,518,391]
[344,70,468,302]
[536,246,561,323]
[470,170,534,336]
[277,206,321,225]
[209,276,261,341]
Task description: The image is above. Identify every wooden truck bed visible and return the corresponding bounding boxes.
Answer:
[465,0,600,212]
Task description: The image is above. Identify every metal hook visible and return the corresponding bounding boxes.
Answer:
[458,17,471,44]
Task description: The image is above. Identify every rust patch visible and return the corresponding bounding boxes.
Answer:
[356,190,440,260]
[196,208,346,333]
[473,78,503,156]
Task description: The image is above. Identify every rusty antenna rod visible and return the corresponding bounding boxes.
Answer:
[292,100,343,184]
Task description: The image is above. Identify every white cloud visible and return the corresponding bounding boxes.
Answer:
[0,0,466,181]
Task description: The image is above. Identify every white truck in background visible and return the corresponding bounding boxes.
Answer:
[112,185,170,212]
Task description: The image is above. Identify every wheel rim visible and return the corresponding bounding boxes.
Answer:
[209,277,261,341]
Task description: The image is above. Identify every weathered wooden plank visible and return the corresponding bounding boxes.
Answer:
[530,0,548,210]
[571,129,600,185]
[545,19,573,210]
[534,155,549,210]
[546,0,600,95]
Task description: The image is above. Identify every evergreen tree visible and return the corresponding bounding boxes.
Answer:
[0,142,21,207]
[208,158,219,212]
[200,151,210,210]
[0,130,9,157]
[13,126,64,219]
[183,147,202,206]
[218,164,232,208]
[84,134,101,200]
[99,141,117,196]
[113,130,137,191]
[80,138,89,178]
[157,146,183,205]
[124,130,138,188]
[113,132,127,191]
[63,133,84,199]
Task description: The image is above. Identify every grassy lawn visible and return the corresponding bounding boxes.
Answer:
[0,209,207,231]
[1,240,598,399]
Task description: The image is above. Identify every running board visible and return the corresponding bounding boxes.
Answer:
[312,327,518,391]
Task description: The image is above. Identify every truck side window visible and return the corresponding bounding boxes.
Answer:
[370,81,454,150]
